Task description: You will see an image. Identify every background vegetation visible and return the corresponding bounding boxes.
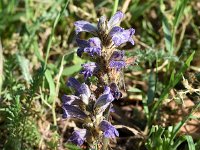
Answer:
[0,0,200,149]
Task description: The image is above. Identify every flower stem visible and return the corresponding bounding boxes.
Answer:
[112,0,119,16]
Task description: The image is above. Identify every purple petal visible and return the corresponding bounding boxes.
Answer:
[76,39,90,57]
[67,78,91,102]
[109,50,126,71]
[79,83,91,105]
[62,104,87,120]
[99,120,119,138]
[109,27,135,46]
[80,62,98,79]
[77,48,84,57]
[76,38,89,48]
[109,60,126,71]
[103,86,112,94]
[84,37,102,56]
[62,95,80,105]
[67,77,81,91]
[88,37,101,48]
[68,129,87,146]
[108,11,124,29]
[109,83,122,99]
[74,20,97,35]
[111,50,125,60]
[94,87,114,113]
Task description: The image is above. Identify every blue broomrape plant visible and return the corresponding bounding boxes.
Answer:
[62,11,135,147]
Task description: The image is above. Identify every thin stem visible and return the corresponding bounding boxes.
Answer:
[0,38,3,95]
[112,0,119,16]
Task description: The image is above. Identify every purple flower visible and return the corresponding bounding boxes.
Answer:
[62,95,80,105]
[75,11,135,50]
[67,78,91,105]
[76,38,102,57]
[68,129,87,146]
[94,86,114,113]
[99,120,119,138]
[74,11,125,34]
[74,21,97,35]
[80,62,99,79]
[109,27,135,46]
[108,11,124,29]
[109,50,126,71]
[109,83,122,100]
[67,77,81,91]
[84,37,101,56]
[62,104,87,120]
[76,38,90,57]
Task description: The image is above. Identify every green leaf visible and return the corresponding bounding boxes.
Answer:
[147,70,155,105]
[173,0,189,28]
[64,143,82,150]
[185,135,195,150]
[130,0,158,20]
[128,87,142,93]
[62,64,82,76]
[160,0,173,53]
[45,69,56,103]
[16,54,32,83]
[162,14,172,53]
[173,135,195,150]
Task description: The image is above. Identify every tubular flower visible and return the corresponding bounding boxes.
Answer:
[94,86,114,114]
[76,38,102,57]
[109,50,126,71]
[75,11,135,47]
[80,62,99,79]
[68,129,87,146]
[99,120,119,138]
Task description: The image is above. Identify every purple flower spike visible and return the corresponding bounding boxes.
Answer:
[62,95,80,105]
[68,129,87,146]
[108,11,124,29]
[84,37,102,56]
[94,87,114,113]
[109,27,135,46]
[74,20,97,35]
[99,120,119,138]
[62,104,87,120]
[80,62,98,79]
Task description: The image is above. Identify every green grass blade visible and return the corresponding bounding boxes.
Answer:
[112,0,119,16]
[45,69,56,104]
[130,0,158,21]
[147,70,155,105]
[173,135,195,150]
[173,0,189,29]
[185,135,195,150]
[160,0,173,53]
[44,0,69,69]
